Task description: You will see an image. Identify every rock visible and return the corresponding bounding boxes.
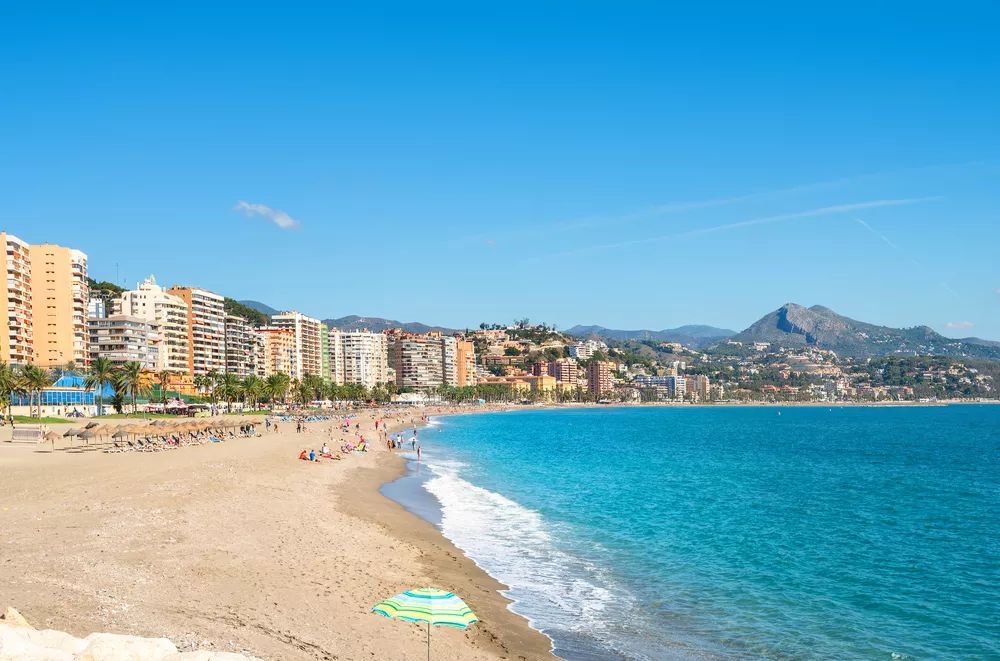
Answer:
[0,623,74,660]
[21,628,88,654]
[1,606,33,629]
[75,633,178,661]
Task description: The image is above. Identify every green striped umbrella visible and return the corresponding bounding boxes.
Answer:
[372,588,478,660]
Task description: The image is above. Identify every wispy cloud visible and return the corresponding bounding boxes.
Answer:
[233,201,301,230]
[485,239,499,249]
[946,321,974,330]
[539,197,941,260]
[853,216,897,249]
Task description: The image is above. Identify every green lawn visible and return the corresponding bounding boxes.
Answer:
[13,415,73,424]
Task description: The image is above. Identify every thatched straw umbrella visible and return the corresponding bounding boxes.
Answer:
[85,421,100,429]
[63,428,80,449]
[44,430,61,450]
[78,430,96,448]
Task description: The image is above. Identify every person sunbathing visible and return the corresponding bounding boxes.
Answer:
[299,449,309,460]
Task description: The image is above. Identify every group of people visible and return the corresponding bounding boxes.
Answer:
[298,443,342,462]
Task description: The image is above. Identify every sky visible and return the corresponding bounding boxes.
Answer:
[2,2,999,338]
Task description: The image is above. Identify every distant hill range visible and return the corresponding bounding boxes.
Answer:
[726,303,1000,360]
[323,315,458,335]
[564,324,736,349]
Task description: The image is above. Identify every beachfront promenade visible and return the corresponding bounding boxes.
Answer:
[0,408,552,661]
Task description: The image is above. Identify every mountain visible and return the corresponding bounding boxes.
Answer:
[960,337,1000,348]
[564,324,736,349]
[323,315,458,335]
[727,303,1000,360]
[238,300,279,317]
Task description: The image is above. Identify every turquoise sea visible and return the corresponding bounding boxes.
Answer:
[384,406,1000,661]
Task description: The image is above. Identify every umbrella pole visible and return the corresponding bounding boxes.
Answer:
[427,621,430,661]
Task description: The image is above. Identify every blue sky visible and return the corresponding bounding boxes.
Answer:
[3,2,998,338]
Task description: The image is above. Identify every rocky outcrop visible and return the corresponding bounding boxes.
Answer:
[0,610,262,661]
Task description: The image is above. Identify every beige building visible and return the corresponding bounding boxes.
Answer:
[29,243,88,368]
[328,330,389,388]
[254,327,296,377]
[393,332,459,392]
[271,311,322,379]
[1,232,33,365]
[118,276,190,373]
[87,315,158,371]
[456,339,477,387]
[167,286,226,376]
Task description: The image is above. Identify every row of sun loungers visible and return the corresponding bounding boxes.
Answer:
[104,429,257,453]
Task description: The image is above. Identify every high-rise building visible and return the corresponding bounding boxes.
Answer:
[456,339,477,387]
[550,357,578,384]
[254,327,296,377]
[320,324,331,381]
[29,243,88,367]
[119,276,189,373]
[167,285,226,376]
[271,311,322,379]
[1,232,33,365]
[587,361,614,397]
[328,330,389,388]
[87,315,158,371]
[393,332,458,391]
[224,314,256,377]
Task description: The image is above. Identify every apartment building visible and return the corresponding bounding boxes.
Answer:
[254,327,296,377]
[456,339,477,387]
[393,332,458,391]
[1,232,33,365]
[320,324,331,381]
[167,286,226,376]
[328,330,389,388]
[29,243,89,367]
[587,360,614,397]
[271,311,322,379]
[118,277,190,373]
[224,314,257,377]
[550,357,578,384]
[87,315,158,370]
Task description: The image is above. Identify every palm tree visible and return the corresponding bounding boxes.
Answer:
[193,373,211,397]
[109,373,127,414]
[21,365,54,418]
[264,372,290,407]
[157,370,173,404]
[119,361,151,415]
[217,372,241,412]
[0,361,25,420]
[206,369,220,409]
[242,374,264,410]
[84,356,116,416]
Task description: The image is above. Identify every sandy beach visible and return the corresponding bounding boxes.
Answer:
[0,410,553,661]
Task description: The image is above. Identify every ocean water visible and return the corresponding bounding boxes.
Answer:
[385,406,1000,661]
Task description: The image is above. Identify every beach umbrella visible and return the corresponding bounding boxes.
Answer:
[84,421,100,429]
[63,428,80,437]
[112,430,130,439]
[78,430,96,447]
[372,588,478,661]
[44,430,61,450]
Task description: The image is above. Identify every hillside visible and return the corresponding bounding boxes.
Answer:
[323,315,457,334]
[238,299,279,316]
[727,303,1000,360]
[565,324,735,349]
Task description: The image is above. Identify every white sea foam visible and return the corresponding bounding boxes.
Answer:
[421,458,634,649]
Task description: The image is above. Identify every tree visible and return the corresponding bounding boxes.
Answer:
[242,374,264,410]
[504,346,522,356]
[0,361,25,419]
[264,372,290,406]
[119,361,151,415]
[21,364,54,418]
[206,369,220,408]
[84,357,117,416]
[217,372,242,411]
[157,370,173,403]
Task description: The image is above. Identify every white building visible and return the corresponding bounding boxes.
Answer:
[328,330,389,388]
[87,315,158,370]
[119,276,190,373]
[271,311,323,379]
